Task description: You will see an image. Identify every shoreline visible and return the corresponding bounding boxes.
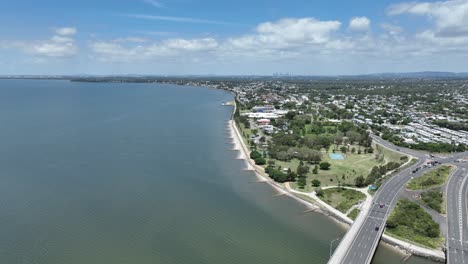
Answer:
[227,98,445,263]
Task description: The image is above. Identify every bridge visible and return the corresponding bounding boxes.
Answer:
[329,135,467,264]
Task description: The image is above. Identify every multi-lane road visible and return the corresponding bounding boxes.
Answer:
[330,134,468,264]
[335,139,426,264]
[446,163,468,264]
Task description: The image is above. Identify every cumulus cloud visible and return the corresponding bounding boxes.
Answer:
[30,41,77,57]
[388,0,468,38]
[55,27,77,36]
[90,17,342,61]
[227,18,341,52]
[349,17,371,31]
[0,27,79,57]
[90,38,218,61]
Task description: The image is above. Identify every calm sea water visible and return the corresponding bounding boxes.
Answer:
[0,80,436,264]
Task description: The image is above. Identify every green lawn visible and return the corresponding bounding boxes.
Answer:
[274,143,405,191]
[348,208,359,220]
[386,199,444,249]
[407,165,453,190]
[238,123,253,150]
[318,188,366,213]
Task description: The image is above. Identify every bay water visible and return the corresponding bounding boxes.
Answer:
[0,80,435,264]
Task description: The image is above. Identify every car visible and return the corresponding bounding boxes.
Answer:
[379,204,384,208]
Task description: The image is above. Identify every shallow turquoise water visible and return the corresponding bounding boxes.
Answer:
[0,80,436,264]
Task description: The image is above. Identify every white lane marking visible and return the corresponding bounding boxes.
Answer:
[457,171,468,264]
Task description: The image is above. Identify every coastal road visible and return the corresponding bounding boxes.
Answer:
[330,135,437,264]
[446,163,468,264]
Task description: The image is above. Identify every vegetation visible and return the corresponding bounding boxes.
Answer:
[379,131,467,152]
[311,179,321,187]
[420,191,445,214]
[319,162,331,170]
[386,199,443,249]
[348,208,359,220]
[264,165,296,183]
[407,165,453,190]
[365,161,403,186]
[432,120,468,132]
[319,188,366,213]
[250,150,266,165]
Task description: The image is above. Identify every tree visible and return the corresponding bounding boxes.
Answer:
[285,111,297,120]
[355,176,366,187]
[319,162,331,170]
[312,179,321,187]
[312,165,318,174]
[297,176,307,189]
[250,150,262,160]
[346,131,361,144]
[276,151,289,161]
[297,163,309,176]
[340,146,347,153]
[251,129,258,135]
[254,157,266,165]
[334,132,344,149]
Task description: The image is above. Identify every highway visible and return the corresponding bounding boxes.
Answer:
[446,163,468,264]
[330,133,468,264]
[330,135,428,264]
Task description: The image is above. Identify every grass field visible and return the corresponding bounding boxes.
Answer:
[407,165,453,190]
[237,123,253,150]
[318,188,366,213]
[386,199,444,249]
[276,143,405,191]
[348,208,359,220]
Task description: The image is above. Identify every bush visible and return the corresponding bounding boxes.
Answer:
[250,150,262,160]
[254,157,266,165]
[316,188,324,197]
[311,179,321,187]
[355,176,366,187]
[421,191,443,213]
[386,199,441,248]
[297,176,307,189]
[319,162,331,170]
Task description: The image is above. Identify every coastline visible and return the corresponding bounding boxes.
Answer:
[227,98,445,262]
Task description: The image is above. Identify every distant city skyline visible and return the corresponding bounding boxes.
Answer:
[1,0,468,75]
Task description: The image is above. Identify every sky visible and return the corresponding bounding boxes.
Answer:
[1,0,468,75]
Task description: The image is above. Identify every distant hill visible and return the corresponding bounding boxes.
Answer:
[352,71,468,79]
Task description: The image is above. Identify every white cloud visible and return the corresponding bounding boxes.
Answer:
[381,23,403,35]
[227,18,341,52]
[51,36,74,43]
[142,0,164,8]
[0,28,79,57]
[349,17,371,31]
[30,42,77,57]
[127,14,237,25]
[55,27,77,36]
[90,38,218,61]
[388,0,468,37]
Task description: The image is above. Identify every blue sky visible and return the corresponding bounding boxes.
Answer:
[1,0,468,75]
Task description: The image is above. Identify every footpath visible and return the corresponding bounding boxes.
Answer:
[229,119,445,262]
